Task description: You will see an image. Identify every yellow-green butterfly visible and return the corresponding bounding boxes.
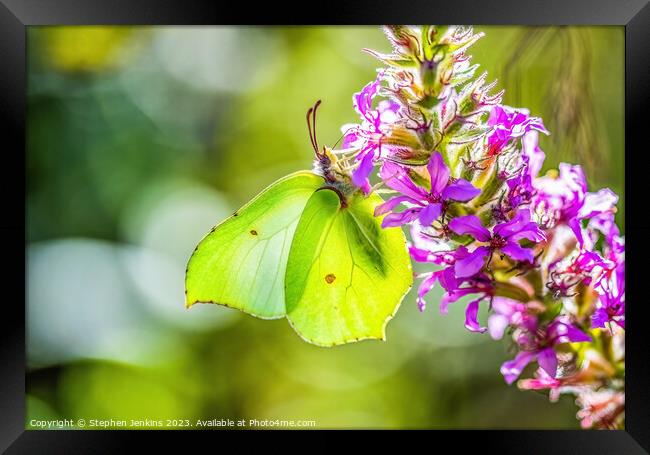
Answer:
[185,102,412,346]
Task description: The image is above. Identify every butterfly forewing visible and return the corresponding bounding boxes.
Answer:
[185,171,322,319]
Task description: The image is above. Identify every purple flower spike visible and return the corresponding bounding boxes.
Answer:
[353,27,625,427]
[533,163,618,246]
[375,152,479,228]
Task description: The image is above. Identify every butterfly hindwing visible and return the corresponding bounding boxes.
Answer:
[285,188,413,346]
[185,171,322,319]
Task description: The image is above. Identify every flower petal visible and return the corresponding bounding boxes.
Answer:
[510,223,546,243]
[501,241,534,263]
[418,203,442,226]
[522,130,545,178]
[567,217,584,247]
[488,314,509,340]
[579,189,618,219]
[448,215,491,241]
[380,161,428,200]
[454,246,489,278]
[500,351,535,385]
[341,129,360,149]
[438,265,458,292]
[408,245,434,262]
[493,208,530,238]
[563,324,592,343]
[442,179,481,202]
[374,195,421,216]
[495,209,545,242]
[537,347,558,378]
[464,298,487,333]
[352,150,375,194]
[518,371,561,392]
[416,272,439,311]
[548,320,592,344]
[440,287,476,314]
[381,208,421,228]
[427,151,451,194]
[353,78,380,118]
[590,308,608,329]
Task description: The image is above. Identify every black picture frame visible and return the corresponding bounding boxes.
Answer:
[2,0,648,452]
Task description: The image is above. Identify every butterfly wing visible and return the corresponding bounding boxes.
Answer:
[285,188,413,346]
[185,171,322,319]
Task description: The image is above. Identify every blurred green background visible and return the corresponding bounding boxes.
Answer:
[26,26,624,429]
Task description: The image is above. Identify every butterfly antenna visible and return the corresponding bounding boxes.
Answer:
[306,105,317,154]
[306,100,323,158]
[313,100,322,157]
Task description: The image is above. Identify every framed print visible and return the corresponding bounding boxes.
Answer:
[1,0,649,452]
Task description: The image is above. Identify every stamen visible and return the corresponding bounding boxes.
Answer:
[331,126,354,149]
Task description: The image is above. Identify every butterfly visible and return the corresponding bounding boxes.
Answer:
[185,102,413,346]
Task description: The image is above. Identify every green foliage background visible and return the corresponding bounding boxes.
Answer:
[26,26,623,429]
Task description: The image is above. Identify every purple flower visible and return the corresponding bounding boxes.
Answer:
[546,249,614,298]
[517,369,565,400]
[433,272,495,334]
[576,389,625,429]
[592,264,625,330]
[438,275,494,315]
[375,152,480,228]
[413,242,495,329]
[500,317,591,384]
[342,75,401,194]
[533,163,618,246]
[487,296,534,340]
[409,221,451,261]
[416,266,459,312]
[504,169,535,211]
[487,105,548,156]
[500,130,547,211]
[448,208,546,278]
[517,368,590,403]
[409,224,484,315]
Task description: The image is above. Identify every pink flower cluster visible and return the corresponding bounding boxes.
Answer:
[332,26,625,429]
